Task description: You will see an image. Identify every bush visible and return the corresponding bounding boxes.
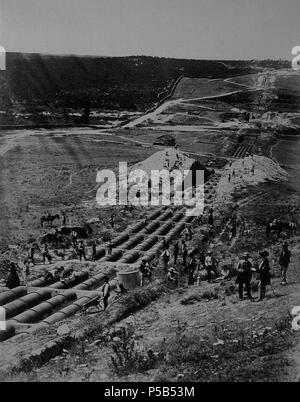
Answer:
[180,288,219,305]
[109,326,156,376]
[101,230,112,242]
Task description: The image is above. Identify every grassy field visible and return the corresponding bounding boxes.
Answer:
[172,77,242,100]
[0,129,155,251]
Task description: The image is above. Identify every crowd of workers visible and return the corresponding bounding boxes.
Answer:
[138,210,294,303]
[3,203,295,311]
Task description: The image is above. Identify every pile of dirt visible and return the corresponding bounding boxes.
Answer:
[131,148,194,175]
[216,155,288,203]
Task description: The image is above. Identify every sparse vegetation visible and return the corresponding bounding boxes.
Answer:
[180,288,220,305]
[109,326,156,376]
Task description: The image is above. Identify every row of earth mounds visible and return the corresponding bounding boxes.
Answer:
[0,280,168,377]
[0,173,220,343]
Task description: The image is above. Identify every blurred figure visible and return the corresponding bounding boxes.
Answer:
[61,211,66,226]
[279,242,291,285]
[162,248,170,271]
[110,214,115,229]
[257,250,271,301]
[205,251,218,283]
[91,241,97,261]
[29,244,36,266]
[181,240,188,269]
[20,258,30,287]
[42,244,52,265]
[167,267,179,286]
[102,276,111,310]
[172,241,179,265]
[236,252,253,300]
[188,256,198,286]
[108,241,113,256]
[78,241,87,261]
[6,263,20,289]
[240,218,246,236]
[139,259,152,287]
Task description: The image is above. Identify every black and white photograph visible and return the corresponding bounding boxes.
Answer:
[0,0,300,386]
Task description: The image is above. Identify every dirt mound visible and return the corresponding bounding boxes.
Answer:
[131,148,194,175]
[216,155,288,203]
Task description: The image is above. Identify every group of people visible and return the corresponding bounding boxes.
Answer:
[159,231,219,287]
[44,266,79,287]
[236,251,270,301]
[236,242,291,301]
[145,215,294,302]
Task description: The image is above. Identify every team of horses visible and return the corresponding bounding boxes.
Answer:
[266,219,297,238]
[40,214,60,227]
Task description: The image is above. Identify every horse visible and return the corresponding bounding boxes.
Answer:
[41,214,60,228]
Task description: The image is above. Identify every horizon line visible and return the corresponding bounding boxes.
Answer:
[4,50,290,62]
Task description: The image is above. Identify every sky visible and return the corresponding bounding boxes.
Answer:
[0,0,299,60]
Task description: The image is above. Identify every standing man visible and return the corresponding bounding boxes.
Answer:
[162,248,170,271]
[78,241,87,261]
[257,250,271,301]
[181,240,188,269]
[167,267,179,287]
[139,259,152,287]
[91,241,97,261]
[61,211,66,226]
[240,218,246,236]
[42,244,52,265]
[197,214,203,225]
[188,226,193,241]
[188,256,198,286]
[29,244,36,266]
[71,230,78,247]
[183,225,189,242]
[205,251,218,283]
[110,214,115,229]
[6,263,20,289]
[279,242,291,285]
[173,241,179,265]
[102,276,110,310]
[236,252,253,300]
[19,258,30,287]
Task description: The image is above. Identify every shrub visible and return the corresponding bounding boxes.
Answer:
[180,288,219,305]
[109,326,156,376]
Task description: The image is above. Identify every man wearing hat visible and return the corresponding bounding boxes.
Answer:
[205,251,218,283]
[167,267,179,287]
[279,242,291,285]
[236,252,254,300]
[139,259,152,287]
[101,276,111,310]
[257,250,271,300]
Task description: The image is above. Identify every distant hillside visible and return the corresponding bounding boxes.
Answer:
[0,53,289,125]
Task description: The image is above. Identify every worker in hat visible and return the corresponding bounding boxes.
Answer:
[279,242,291,285]
[205,251,218,283]
[257,250,271,300]
[139,259,152,286]
[236,252,254,300]
[101,276,111,310]
[167,266,179,287]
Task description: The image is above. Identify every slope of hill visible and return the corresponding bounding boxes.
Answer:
[0,53,289,126]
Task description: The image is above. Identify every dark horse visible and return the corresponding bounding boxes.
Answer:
[41,214,60,228]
